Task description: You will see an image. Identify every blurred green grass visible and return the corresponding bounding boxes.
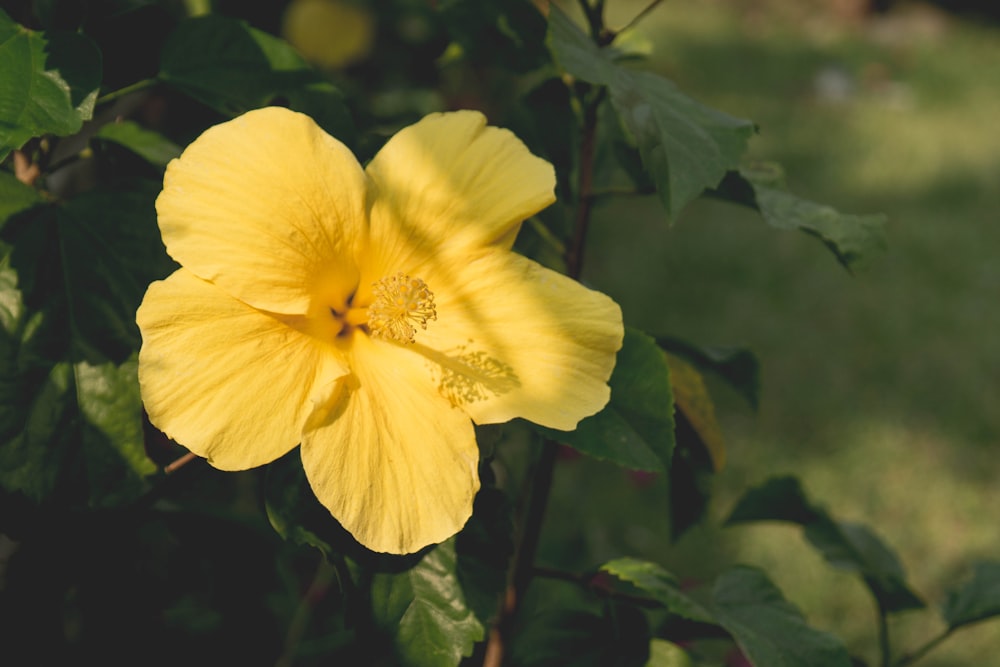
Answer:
[541,2,1000,664]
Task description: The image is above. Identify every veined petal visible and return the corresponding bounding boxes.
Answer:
[301,334,479,554]
[415,252,623,431]
[137,269,347,470]
[362,111,555,285]
[156,107,368,315]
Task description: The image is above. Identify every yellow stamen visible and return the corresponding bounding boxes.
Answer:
[367,272,437,343]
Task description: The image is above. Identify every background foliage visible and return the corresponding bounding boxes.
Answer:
[1,0,997,666]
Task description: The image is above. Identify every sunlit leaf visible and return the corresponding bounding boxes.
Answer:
[95,120,182,168]
[370,539,484,667]
[712,566,852,667]
[542,328,674,472]
[941,561,1000,630]
[0,8,102,161]
[727,477,925,612]
[662,352,724,538]
[548,6,754,219]
[645,639,693,667]
[663,353,725,471]
[658,336,760,410]
[601,557,715,624]
[159,15,354,143]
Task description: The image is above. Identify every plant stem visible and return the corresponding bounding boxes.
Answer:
[276,556,339,667]
[482,78,605,667]
[618,0,666,35]
[566,87,604,280]
[876,597,891,667]
[893,628,953,667]
[96,78,159,106]
[164,451,198,475]
[577,0,605,41]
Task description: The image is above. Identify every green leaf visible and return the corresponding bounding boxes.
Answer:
[601,557,715,624]
[662,352,724,538]
[455,486,513,626]
[663,352,725,472]
[657,336,760,410]
[159,15,354,143]
[264,449,338,558]
[941,561,1000,630]
[438,0,550,73]
[712,166,887,272]
[645,639,693,667]
[0,171,42,227]
[711,565,852,667]
[0,8,102,161]
[95,120,182,168]
[370,539,484,667]
[543,327,674,472]
[548,6,754,219]
[78,356,156,506]
[510,603,650,667]
[727,477,924,613]
[726,476,822,525]
[0,184,169,506]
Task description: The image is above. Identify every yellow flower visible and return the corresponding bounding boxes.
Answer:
[136,107,623,554]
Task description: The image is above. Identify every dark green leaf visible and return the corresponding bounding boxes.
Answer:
[711,565,852,667]
[438,0,549,73]
[726,476,822,525]
[264,448,338,558]
[0,184,169,506]
[0,8,102,161]
[455,486,513,626]
[543,327,674,472]
[95,120,182,168]
[548,6,754,219]
[657,336,760,410]
[510,603,650,667]
[941,561,1000,630]
[811,521,924,612]
[159,15,354,144]
[727,477,924,613]
[601,557,715,624]
[608,71,755,220]
[711,166,887,272]
[0,171,42,227]
[546,5,613,83]
[370,539,484,667]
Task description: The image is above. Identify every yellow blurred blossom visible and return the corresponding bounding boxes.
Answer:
[282,0,374,69]
[137,107,623,554]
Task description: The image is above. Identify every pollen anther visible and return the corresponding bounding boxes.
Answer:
[367,272,437,343]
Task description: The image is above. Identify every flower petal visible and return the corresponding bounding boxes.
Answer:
[415,251,623,431]
[363,111,555,280]
[156,107,368,314]
[137,269,347,470]
[301,333,479,554]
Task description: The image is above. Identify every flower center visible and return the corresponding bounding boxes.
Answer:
[366,272,437,344]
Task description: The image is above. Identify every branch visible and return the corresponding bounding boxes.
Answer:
[893,628,953,667]
[875,596,891,667]
[617,0,665,35]
[276,556,339,667]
